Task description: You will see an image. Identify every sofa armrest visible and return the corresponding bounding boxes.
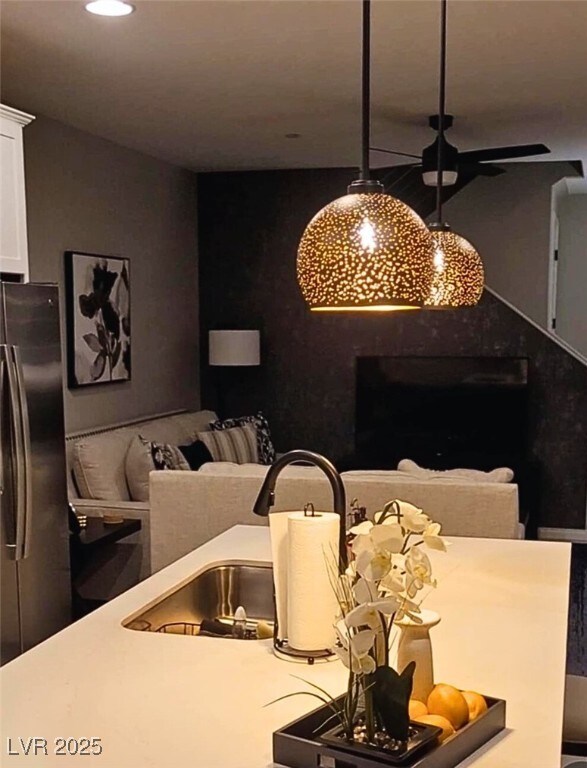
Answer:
[150,472,270,573]
[69,498,151,578]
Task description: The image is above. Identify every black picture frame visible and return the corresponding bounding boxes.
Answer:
[65,251,131,388]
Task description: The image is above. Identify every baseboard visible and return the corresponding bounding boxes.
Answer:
[538,527,587,544]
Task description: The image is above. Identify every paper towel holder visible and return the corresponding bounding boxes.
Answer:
[273,503,338,663]
[253,450,347,663]
[273,636,336,664]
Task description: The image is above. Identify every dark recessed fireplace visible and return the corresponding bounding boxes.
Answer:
[355,356,529,473]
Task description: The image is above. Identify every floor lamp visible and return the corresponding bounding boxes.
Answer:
[208,330,261,418]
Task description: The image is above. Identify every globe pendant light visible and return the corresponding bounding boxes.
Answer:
[426,0,484,309]
[297,1,434,312]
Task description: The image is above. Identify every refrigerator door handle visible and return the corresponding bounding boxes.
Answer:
[0,357,4,497]
[0,344,28,561]
[13,346,33,559]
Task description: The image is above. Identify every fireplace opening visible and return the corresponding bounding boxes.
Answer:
[355,356,529,475]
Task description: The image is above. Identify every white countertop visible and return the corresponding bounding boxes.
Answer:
[0,526,571,768]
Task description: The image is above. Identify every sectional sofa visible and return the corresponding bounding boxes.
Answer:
[65,409,522,582]
[149,463,522,572]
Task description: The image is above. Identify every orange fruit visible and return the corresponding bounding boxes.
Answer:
[427,683,469,730]
[462,690,488,721]
[409,699,428,719]
[413,714,455,743]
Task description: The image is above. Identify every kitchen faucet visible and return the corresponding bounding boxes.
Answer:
[252,450,348,570]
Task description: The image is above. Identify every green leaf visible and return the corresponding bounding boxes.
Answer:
[369,663,415,740]
[264,690,331,708]
[83,333,102,353]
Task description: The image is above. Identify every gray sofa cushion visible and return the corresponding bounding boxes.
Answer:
[69,410,217,501]
[73,430,132,501]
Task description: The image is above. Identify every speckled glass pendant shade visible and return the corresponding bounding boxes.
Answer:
[297,188,434,311]
[426,224,484,308]
[425,0,484,309]
[296,0,434,312]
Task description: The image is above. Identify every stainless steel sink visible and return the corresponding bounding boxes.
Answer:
[123,560,275,639]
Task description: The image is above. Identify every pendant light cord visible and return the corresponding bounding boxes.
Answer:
[361,0,371,181]
[435,0,448,221]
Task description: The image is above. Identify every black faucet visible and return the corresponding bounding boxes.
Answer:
[252,450,348,571]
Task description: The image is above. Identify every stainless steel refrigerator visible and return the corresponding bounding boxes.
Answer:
[1,281,71,665]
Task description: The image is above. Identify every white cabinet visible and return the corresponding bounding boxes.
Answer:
[1,104,35,281]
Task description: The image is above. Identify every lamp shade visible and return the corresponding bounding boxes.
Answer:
[209,330,260,366]
[297,192,435,311]
[426,226,484,308]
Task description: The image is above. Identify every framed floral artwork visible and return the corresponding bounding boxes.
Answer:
[65,251,131,387]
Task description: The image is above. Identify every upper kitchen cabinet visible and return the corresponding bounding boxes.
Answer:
[1,104,35,281]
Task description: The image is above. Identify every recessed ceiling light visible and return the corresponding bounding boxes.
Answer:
[85,0,135,17]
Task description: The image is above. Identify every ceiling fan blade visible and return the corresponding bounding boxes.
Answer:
[370,147,422,160]
[458,161,506,177]
[459,144,550,163]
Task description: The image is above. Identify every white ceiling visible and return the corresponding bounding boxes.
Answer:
[1,0,586,172]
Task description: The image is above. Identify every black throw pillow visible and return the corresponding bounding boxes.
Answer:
[178,440,214,470]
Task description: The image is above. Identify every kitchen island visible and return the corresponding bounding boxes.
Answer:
[0,525,570,767]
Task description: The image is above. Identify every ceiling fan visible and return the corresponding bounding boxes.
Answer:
[371,114,551,186]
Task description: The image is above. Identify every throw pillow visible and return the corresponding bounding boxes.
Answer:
[197,424,259,464]
[397,458,514,483]
[178,440,214,471]
[210,411,275,465]
[125,435,190,502]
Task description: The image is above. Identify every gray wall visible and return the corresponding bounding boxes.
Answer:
[557,194,587,359]
[23,114,200,432]
[442,162,577,329]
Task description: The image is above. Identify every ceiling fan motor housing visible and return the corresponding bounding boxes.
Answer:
[422,136,459,186]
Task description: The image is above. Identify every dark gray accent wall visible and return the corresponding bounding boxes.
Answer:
[198,167,587,531]
[24,114,200,432]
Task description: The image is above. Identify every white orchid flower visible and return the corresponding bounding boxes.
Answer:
[344,558,357,579]
[353,577,378,604]
[350,533,374,556]
[394,596,424,623]
[396,501,430,533]
[333,621,377,674]
[380,568,405,596]
[405,547,436,596]
[423,522,447,551]
[374,506,400,525]
[346,580,400,629]
[369,522,404,554]
[348,520,373,536]
[356,549,391,582]
[346,600,400,630]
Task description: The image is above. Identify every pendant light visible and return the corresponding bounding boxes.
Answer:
[426,0,484,309]
[297,1,434,312]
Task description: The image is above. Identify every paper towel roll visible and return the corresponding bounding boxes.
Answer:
[269,512,292,642]
[287,511,339,652]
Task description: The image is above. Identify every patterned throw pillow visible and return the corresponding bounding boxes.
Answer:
[150,441,191,471]
[125,435,190,502]
[210,412,275,465]
[197,424,259,464]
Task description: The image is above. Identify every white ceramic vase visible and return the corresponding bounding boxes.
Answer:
[395,609,441,703]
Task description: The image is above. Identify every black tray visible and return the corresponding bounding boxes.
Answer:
[320,721,442,766]
[273,694,506,768]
